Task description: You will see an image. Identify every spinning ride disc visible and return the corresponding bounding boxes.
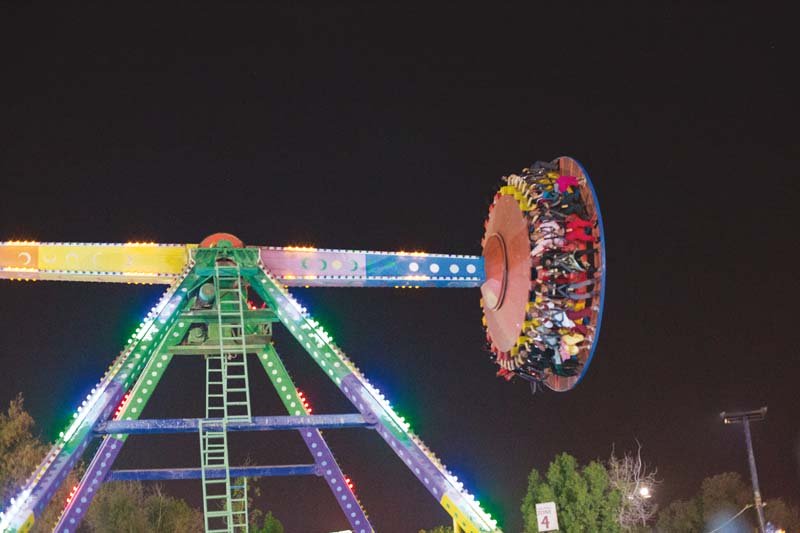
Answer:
[481,156,606,391]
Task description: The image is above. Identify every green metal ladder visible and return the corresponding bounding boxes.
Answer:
[200,260,252,532]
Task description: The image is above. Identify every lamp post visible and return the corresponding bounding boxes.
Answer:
[720,406,768,533]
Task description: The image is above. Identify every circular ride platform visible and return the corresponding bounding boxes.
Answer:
[481,156,606,391]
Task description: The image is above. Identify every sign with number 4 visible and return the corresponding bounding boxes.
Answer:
[536,501,559,532]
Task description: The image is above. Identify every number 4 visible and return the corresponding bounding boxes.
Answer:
[541,516,550,528]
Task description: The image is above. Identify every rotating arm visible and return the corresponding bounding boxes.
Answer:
[260,246,484,288]
[0,242,191,284]
[0,242,485,288]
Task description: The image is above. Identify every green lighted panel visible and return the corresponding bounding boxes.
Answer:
[256,343,369,522]
[257,344,308,416]
[111,319,191,435]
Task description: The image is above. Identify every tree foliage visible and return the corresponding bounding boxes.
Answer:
[85,481,204,532]
[0,394,47,501]
[522,452,622,532]
[418,526,454,533]
[764,498,800,532]
[251,510,285,533]
[0,394,83,533]
[656,472,800,532]
[2,396,206,532]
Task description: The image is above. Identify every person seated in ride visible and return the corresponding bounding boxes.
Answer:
[533,299,573,325]
[560,332,584,357]
[539,267,571,285]
[567,278,596,300]
[551,278,595,300]
[534,218,564,240]
[541,282,565,300]
[567,307,593,320]
[556,187,587,216]
[556,175,580,194]
[531,235,567,257]
[567,269,588,283]
[535,191,559,208]
[564,214,594,243]
[530,160,560,173]
[496,367,515,380]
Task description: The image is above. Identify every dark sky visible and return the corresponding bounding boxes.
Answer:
[1,4,798,532]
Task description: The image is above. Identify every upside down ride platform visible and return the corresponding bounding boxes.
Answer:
[0,156,605,533]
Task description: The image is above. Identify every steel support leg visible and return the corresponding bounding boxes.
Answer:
[256,344,372,532]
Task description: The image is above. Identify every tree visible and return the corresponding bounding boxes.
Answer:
[656,473,751,532]
[0,394,45,499]
[86,481,203,532]
[607,443,659,530]
[1,395,204,533]
[700,471,751,526]
[656,498,703,533]
[0,394,83,533]
[252,510,285,533]
[764,498,800,532]
[521,452,622,532]
[656,472,800,533]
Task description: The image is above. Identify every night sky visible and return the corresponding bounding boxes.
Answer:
[1,4,798,532]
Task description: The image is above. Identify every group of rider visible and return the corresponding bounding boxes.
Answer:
[507,161,600,384]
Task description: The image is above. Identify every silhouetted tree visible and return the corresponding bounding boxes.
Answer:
[607,443,659,530]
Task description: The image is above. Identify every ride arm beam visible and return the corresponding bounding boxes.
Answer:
[0,242,485,288]
[250,266,500,533]
[0,242,192,284]
[260,247,484,288]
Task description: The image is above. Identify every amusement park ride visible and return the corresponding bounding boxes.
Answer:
[0,156,605,533]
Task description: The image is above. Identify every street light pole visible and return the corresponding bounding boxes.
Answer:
[720,407,768,533]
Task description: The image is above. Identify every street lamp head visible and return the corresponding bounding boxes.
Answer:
[638,486,652,499]
[720,406,767,424]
